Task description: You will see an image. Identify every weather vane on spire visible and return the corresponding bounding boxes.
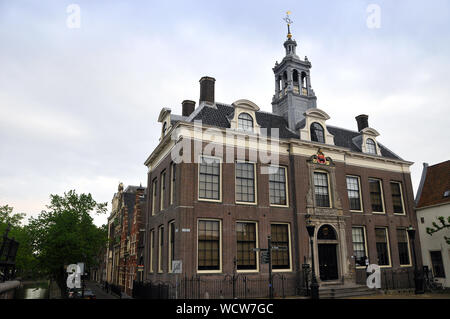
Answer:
[283,11,293,39]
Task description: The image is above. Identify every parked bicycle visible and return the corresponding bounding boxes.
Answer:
[423,267,444,293]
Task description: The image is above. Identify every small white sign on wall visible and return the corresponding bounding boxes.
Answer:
[172,260,182,274]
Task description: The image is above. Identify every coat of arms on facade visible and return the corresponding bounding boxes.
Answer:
[311,148,331,165]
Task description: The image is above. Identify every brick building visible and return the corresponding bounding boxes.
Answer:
[141,26,422,297]
[106,183,146,295]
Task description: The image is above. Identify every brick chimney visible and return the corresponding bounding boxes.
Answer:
[182,100,196,117]
[199,76,215,105]
[355,114,369,132]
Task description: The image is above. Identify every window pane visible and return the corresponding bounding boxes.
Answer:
[236,162,256,203]
[271,224,290,270]
[310,123,325,143]
[366,139,377,154]
[269,166,287,205]
[397,229,410,265]
[346,176,361,211]
[198,220,220,270]
[375,228,390,266]
[199,157,220,200]
[314,172,330,207]
[369,179,384,212]
[391,182,404,214]
[236,222,257,270]
[352,227,367,266]
[238,113,254,132]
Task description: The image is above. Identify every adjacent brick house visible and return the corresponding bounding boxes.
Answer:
[106,184,146,295]
[141,29,422,297]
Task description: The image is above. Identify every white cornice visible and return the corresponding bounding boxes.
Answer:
[143,121,413,172]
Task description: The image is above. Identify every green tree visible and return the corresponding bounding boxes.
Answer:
[426,216,450,244]
[0,205,38,279]
[27,190,107,295]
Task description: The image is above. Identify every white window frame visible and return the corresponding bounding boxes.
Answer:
[236,221,259,273]
[170,163,176,205]
[398,228,412,267]
[237,112,255,133]
[346,175,363,212]
[369,178,385,214]
[268,165,289,208]
[197,155,222,203]
[235,161,257,205]
[158,226,164,273]
[149,229,154,273]
[168,221,175,273]
[151,178,157,215]
[352,226,368,269]
[270,222,293,273]
[196,218,223,274]
[313,170,332,208]
[365,138,377,155]
[391,181,406,215]
[160,170,166,211]
[375,227,392,268]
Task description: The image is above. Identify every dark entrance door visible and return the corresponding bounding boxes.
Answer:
[318,244,338,281]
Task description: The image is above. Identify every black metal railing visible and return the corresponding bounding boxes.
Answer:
[355,268,415,290]
[0,225,20,282]
[132,273,300,299]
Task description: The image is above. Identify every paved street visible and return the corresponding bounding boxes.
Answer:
[85,281,119,299]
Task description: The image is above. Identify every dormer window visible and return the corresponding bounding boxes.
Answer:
[310,122,325,143]
[158,108,172,140]
[366,138,377,155]
[231,100,261,134]
[238,112,254,132]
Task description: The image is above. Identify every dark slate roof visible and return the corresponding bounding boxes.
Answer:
[173,103,402,160]
[192,103,234,128]
[255,111,299,139]
[327,126,401,160]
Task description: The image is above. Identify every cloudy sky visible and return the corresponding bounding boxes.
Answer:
[1,0,449,227]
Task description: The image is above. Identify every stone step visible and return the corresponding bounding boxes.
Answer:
[318,284,378,299]
[321,290,377,299]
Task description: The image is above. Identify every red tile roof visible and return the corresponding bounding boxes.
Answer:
[416,160,450,209]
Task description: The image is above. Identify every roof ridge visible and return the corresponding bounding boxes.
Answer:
[326,124,359,134]
[427,160,450,168]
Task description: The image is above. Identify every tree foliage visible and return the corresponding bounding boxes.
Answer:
[0,205,38,278]
[27,190,107,290]
[426,216,450,244]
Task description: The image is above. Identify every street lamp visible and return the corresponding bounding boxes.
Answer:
[407,225,424,294]
[306,218,319,299]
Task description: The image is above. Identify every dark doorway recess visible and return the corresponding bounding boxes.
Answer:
[318,244,338,281]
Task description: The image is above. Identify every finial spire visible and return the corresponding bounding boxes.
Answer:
[283,11,293,39]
